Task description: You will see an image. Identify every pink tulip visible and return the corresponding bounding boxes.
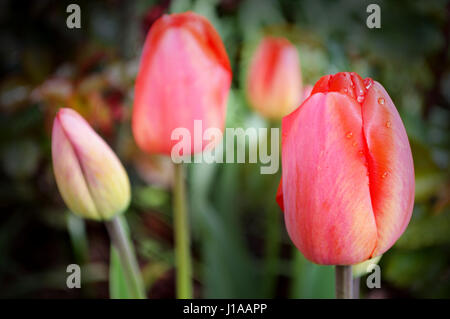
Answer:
[132,12,232,155]
[246,37,303,119]
[52,108,130,220]
[277,72,414,265]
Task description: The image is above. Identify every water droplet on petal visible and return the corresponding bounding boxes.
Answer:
[356,96,364,103]
[385,121,391,128]
[346,132,353,138]
[382,171,388,178]
[358,150,364,155]
[378,97,385,105]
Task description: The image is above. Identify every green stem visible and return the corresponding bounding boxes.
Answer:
[335,265,353,299]
[353,276,360,299]
[173,163,193,299]
[105,216,146,299]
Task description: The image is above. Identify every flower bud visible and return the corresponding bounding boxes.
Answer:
[246,37,302,119]
[52,108,130,220]
[277,72,414,265]
[132,12,232,155]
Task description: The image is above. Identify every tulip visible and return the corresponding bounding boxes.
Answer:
[52,108,145,298]
[132,11,232,155]
[132,12,232,299]
[246,37,303,119]
[277,72,414,266]
[52,108,130,220]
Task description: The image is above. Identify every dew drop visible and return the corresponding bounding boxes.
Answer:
[358,150,364,155]
[385,121,391,128]
[378,97,385,105]
[356,95,364,103]
[346,132,353,138]
[358,89,364,95]
[382,171,388,179]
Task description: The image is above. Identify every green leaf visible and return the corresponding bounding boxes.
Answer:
[66,214,89,265]
[109,246,132,299]
[189,162,262,298]
[290,250,335,299]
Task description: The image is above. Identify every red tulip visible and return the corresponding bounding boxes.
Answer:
[277,72,414,265]
[246,37,302,119]
[132,12,232,155]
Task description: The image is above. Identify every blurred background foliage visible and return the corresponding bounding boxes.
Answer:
[0,0,449,298]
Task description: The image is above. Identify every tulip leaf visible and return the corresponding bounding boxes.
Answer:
[290,249,335,299]
[352,255,382,278]
[109,246,132,299]
[189,162,262,298]
[66,213,89,265]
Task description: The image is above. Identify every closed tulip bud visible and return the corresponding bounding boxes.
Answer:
[246,37,303,119]
[132,12,232,155]
[277,72,414,265]
[52,108,131,220]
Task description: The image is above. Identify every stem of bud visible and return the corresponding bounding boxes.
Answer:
[173,163,193,298]
[335,265,353,299]
[105,215,146,299]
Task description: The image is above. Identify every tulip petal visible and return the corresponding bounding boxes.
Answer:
[276,178,284,212]
[362,82,415,256]
[52,116,99,220]
[281,92,377,265]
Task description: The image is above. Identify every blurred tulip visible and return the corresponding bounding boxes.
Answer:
[52,108,130,220]
[132,12,232,155]
[246,37,302,119]
[301,84,313,103]
[133,152,174,189]
[277,72,414,265]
